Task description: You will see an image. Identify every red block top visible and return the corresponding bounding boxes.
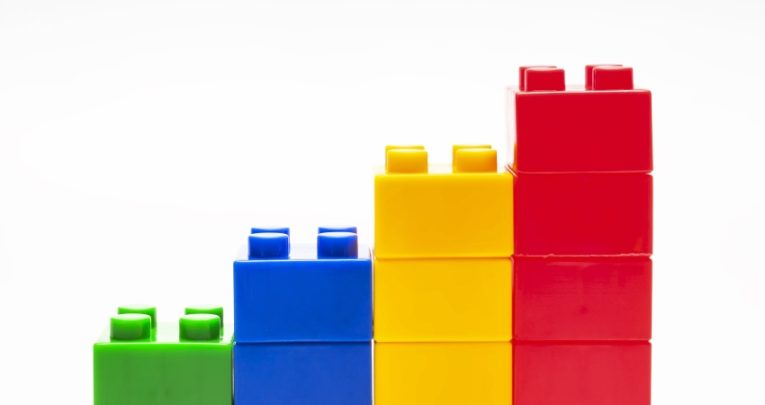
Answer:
[509,65,652,173]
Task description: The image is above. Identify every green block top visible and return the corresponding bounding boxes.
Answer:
[94,306,232,405]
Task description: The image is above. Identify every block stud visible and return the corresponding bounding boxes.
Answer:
[179,314,222,341]
[110,314,152,341]
[319,226,358,234]
[524,67,565,91]
[585,64,622,90]
[251,226,290,236]
[185,306,224,323]
[118,305,156,329]
[317,231,358,259]
[453,148,497,173]
[386,148,428,174]
[518,65,556,91]
[248,232,290,259]
[452,144,491,164]
[592,65,634,90]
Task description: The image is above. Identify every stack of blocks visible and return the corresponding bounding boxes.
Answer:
[93,63,652,405]
[374,145,514,405]
[232,227,373,405]
[509,65,652,405]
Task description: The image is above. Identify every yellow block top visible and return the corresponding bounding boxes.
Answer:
[375,144,513,258]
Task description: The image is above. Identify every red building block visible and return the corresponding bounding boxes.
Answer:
[514,256,652,341]
[509,65,652,173]
[514,173,652,256]
[514,342,651,405]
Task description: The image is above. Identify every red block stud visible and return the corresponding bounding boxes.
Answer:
[518,65,557,91]
[592,65,634,90]
[513,256,652,341]
[514,342,651,405]
[585,64,622,90]
[514,173,653,256]
[524,67,565,91]
[509,64,652,173]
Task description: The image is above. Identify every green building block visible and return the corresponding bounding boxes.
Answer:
[93,306,232,405]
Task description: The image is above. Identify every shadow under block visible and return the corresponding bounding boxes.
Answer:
[234,342,372,405]
[375,342,511,405]
[374,258,511,342]
[93,321,232,405]
[234,242,372,343]
[374,169,513,259]
[514,172,653,255]
[509,65,652,173]
[514,342,651,405]
[513,256,652,340]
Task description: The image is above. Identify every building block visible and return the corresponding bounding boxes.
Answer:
[234,342,372,405]
[93,307,232,405]
[514,172,652,255]
[375,342,511,405]
[514,342,651,405]
[375,145,513,259]
[508,65,652,173]
[514,256,652,340]
[374,258,511,342]
[234,228,372,343]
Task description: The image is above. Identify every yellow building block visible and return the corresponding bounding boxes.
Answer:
[375,342,511,405]
[374,258,511,342]
[375,145,513,259]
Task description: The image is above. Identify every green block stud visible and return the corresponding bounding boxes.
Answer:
[94,306,232,405]
[118,305,157,328]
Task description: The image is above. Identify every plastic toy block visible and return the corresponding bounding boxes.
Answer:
[375,342,511,405]
[234,342,372,405]
[514,342,651,405]
[93,307,232,405]
[374,258,511,342]
[514,256,652,340]
[234,227,372,343]
[514,173,652,255]
[375,145,513,259]
[508,64,652,173]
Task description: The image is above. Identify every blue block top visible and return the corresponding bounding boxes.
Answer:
[234,226,372,342]
[244,227,370,261]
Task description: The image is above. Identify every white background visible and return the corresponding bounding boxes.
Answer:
[1,0,764,403]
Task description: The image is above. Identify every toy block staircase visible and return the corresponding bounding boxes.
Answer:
[93,64,652,405]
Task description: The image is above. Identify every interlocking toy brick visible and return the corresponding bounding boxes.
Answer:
[234,342,372,405]
[374,257,511,342]
[234,227,372,343]
[375,342,511,405]
[514,172,652,255]
[513,342,651,405]
[509,65,652,173]
[375,145,513,259]
[514,256,652,340]
[93,306,232,405]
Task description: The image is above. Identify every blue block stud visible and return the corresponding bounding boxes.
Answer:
[248,232,290,259]
[234,226,372,343]
[251,226,291,236]
[317,232,358,259]
[318,226,358,234]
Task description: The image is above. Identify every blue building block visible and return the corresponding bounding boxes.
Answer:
[234,342,372,405]
[234,227,372,342]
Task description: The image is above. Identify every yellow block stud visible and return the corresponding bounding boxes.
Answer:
[374,258,511,342]
[386,148,428,174]
[452,144,492,163]
[376,145,513,258]
[375,342,512,405]
[454,148,498,173]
